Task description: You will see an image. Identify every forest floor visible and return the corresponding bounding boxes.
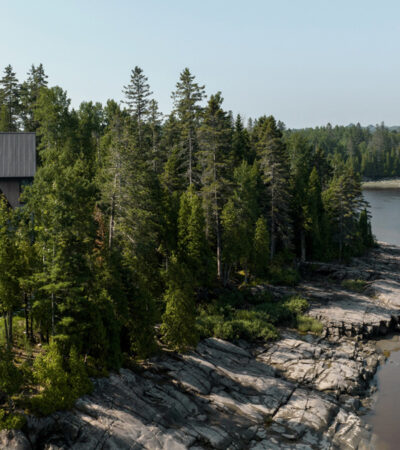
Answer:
[2,243,400,449]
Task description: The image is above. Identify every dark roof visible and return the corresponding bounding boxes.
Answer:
[0,132,36,177]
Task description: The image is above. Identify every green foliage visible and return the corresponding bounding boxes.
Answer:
[178,186,212,286]
[0,348,23,398]
[0,64,377,414]
[196,293,312,342]
[251,217,270,277]
[0,410,26,431]
[284,296,309,315]
[30,342,92,416]
[341,279,367,292]
[296,315,324,334]
[196,305,278,342]
[161,257,198,351]
[267,264,300,286]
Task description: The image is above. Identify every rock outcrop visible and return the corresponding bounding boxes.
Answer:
[1,243,399,449]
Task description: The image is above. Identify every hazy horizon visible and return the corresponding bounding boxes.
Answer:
[1,0,399,128]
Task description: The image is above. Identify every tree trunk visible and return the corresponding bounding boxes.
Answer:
[24,292,29,339]
[8,310,12,344]
[301,230,306,262]
[188,128,193,185]
[51,292,55,336]
[4,313,9,345]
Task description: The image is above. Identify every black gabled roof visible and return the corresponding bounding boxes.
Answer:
[0,132,36,178]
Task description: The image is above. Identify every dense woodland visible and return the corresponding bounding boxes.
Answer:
[0,64,375,427]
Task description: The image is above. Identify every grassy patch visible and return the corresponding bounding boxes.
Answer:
[341,279,367,292]
[296,315,324,334]
[196,290,322,342]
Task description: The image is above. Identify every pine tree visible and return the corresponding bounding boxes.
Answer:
[20,63,48,132]
[148,99,163,172]
[221,161,259,282]
[305,167,325,260]
[172,68,205,185]
[0,198,24,345]
[161,255,198,351]
[198,92,232,280]
[123,66,153,149]
[232,114,253,165]
[287,133,313,261]
[322,170,366,260]
[0,65,20,131]
[258,116,292,259]
[177,185,212,286]
[251,216,270,278]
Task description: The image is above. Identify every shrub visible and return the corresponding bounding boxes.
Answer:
[268,265,300,286]
[196,306,278,342]
[341,279,367,292]
[284,296,309,315]
[0,410,25,431]
[30,342,92,416]
[296,315,323,334]
[0,348,23,399]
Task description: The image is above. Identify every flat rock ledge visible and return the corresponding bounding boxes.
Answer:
[2,243,400,450]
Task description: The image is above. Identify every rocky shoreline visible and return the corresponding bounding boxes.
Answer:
[2,243,400,450]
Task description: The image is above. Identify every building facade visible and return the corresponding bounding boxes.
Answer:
[0,132,36,207]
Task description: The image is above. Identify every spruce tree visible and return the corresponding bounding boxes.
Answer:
[161,255,198,351]
[123,66,153,149]
[221,161,259,282]
[258,116,292,259]
[251,217,270,278]
[0,65,20,131]
[177,185,211,286]
[172,68,205,185]
[20,63,48,132]
[198,92,232,279]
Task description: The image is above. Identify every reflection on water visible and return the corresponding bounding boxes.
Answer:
[365,335,400,450]
[362,188,400,449]
[363,188,400,246]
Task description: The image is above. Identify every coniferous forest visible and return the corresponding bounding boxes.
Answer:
[0,64,376,427]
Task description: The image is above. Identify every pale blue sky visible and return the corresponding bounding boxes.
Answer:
[1,0,399,128]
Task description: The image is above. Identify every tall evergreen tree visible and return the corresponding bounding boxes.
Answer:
[198,92,232,279]
[123,66,152,149]
[0,65,20,131]
[20,63,48,132]
[177,185,211,286]
[258,116,292,259]
[172,68,205,185]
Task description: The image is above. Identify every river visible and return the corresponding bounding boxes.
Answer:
[363,186,400,449]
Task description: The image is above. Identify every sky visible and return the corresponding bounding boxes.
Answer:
[1,0,399,128]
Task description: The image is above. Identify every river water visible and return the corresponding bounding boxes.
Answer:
[362,187,400,449]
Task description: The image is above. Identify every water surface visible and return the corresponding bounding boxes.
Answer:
[363,188,400,246]
[365,335,400,450]
[362,186,400,449]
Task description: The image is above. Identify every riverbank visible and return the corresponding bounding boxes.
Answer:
[2,243,400,449]
[362,178,400,189]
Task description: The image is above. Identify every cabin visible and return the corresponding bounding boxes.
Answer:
[0,132,36,208]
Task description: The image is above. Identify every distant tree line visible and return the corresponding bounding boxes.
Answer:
[0,64,374,421]
[286,123,400,179]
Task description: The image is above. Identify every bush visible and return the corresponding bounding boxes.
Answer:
[30,342,92,416]
[268,265,300,286]
[296,315,323,334]
[0,409,25,431]
[196,305,278,342]
[341,279,367,292]
[284,296,309,315]
[0,348,23,398]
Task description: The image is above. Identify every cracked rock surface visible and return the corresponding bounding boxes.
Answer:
[2,243,400,449]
